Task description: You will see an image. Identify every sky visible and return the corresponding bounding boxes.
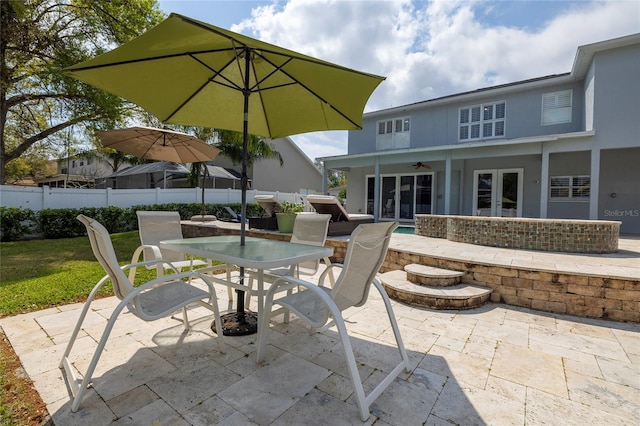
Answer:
[157,0,640,163]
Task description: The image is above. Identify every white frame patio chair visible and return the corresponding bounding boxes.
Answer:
[130,210,234,302]
[245,213,334,310]
[60,215,226,412]
[256,221,410,421]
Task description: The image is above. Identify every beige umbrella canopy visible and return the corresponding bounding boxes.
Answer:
[98,126,220,163]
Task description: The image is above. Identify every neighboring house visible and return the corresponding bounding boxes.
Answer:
[248,136,322,195]
[89,136,321,194]
[320,33,640,234]
[95,162,190,189]
[36,152,133,188]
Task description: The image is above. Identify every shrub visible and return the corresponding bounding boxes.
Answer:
[0,207,36,242]
[3,202,264,240]
[38,208,86,239]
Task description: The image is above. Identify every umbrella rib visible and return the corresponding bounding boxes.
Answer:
[254,52,363,130]
[189,54,243,92]
[163,52,247,122]
[64,48,235,72]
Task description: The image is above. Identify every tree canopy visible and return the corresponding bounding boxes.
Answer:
[0,0,165,183]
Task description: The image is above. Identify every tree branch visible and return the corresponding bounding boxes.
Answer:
[5,93,86,109]
[6,114,97,161]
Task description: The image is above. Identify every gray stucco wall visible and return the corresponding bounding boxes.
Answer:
[251,137,322,194]
[591,44,640,233]
[599,147,640,234]
[592,44,640,148]
[350,80,584,155]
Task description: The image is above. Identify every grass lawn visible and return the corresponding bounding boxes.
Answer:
[0,231,158,425]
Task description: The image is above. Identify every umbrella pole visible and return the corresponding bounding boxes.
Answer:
[201,163,208,217]
[215,47,257,336]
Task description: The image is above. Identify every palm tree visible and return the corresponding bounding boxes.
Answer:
[184,128,283,217]
[215,130,283,168]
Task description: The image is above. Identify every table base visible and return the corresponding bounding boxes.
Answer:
[212,311,258,336]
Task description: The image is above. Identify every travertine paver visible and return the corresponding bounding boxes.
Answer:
[218,353,330,425]
[1,237,639,425]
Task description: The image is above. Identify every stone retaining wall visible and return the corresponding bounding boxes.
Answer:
[181,222,638,323]
[383,251,639,323]
[415,215,620,253]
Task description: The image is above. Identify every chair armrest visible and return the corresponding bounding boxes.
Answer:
[121,259,180,278]
[132,269,216,293]
[318,263,343,288]
[128,244,165,281]
[266,275,337,328]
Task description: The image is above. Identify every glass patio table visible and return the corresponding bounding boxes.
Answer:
[160,235,334,340]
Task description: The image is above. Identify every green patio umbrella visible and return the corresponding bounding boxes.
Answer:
[64,13,385,334]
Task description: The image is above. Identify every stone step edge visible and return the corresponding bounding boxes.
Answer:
[380,270,492,310]
[404,264,464,278]
[380,270,492,300]
[404,264,464,287]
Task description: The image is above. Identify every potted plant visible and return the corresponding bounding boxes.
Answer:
[276,201,304,233]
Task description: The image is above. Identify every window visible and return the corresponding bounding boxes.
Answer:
[542,90,572,125]
[459,101,505,141]
[550,175,590,199]
[376,116,410,150]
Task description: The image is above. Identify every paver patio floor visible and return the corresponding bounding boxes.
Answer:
[1,234,638,425]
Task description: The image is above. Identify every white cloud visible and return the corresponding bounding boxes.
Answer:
[233,0,640,159]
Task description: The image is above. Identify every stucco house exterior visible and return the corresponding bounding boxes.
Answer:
[320,33,640,234]
[251,136,322,195]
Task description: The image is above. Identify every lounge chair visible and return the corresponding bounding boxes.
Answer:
[223,206,243,222]
[306,194,374,236]
[248,194,281,230]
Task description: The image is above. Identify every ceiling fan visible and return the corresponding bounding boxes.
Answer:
[412,161,431,170]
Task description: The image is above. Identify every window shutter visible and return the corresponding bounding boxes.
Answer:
[543,91,572,125]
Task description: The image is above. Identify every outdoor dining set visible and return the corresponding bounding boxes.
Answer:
[60,211,409,421]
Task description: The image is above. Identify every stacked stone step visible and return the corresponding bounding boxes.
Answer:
[380,264,492,310]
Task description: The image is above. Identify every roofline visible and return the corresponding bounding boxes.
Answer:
[364,32,640,119]
[318,131,595,163]
[269,136,323,177]
[364,73,572,118]
[572,32,640,79]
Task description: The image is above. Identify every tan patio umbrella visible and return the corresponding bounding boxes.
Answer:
[99,126,220,219]
[64,13,385,334]
[99,126,220,163]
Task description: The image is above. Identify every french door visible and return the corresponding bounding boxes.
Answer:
[473,169,523,217]
[368,174,433,221]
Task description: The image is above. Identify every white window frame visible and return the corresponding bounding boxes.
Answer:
[542,90,572,125]
[459,101,505,141]
[549,175,590,200]
[376,116,411,150]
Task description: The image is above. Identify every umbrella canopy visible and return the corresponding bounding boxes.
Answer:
[99,126,220,163]
[64,13,385,334]
[64,13,384,137]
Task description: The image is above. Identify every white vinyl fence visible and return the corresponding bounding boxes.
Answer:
[0,185,305,212]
